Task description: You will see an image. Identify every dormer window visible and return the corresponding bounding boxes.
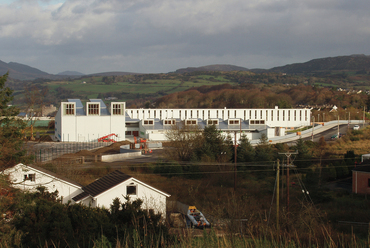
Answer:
[164,119,176,125]
[143,120,154,125]
[64,103,75,115]
[207,119,219,125]
[250,120,265,125]
[228,119,240,125]
[112,103,124,115]
[185,119,197,125]
[87,103,100,115]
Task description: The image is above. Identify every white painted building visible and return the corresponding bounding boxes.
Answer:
[72,170,170,216]
[3,163,83,204]
[55,99,126,142]
[55,99,311,142]
[125,106,311,141]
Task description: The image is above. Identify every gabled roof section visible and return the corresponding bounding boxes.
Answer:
[352,165,370,173]
[68,99,85,115]
[72,170,132,202]
[5,163,82,188]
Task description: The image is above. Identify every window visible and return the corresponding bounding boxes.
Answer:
[186,120,197,125]
[143,120,154,125]
[164,119,176,125]
[229,120,240,125]
[207,119,219,125]
[250,120,265,125]
[112,103,123,115]
[24,173,36,182]
[64,103,75,115]
[125,131,132,135]
[88,103,99,115]
[127,185,137,195]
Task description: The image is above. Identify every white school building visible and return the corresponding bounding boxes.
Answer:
[55,99,311,142]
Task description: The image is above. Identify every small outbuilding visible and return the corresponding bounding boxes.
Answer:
[352,165,370,194]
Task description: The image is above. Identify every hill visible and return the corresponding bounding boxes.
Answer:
[174,64,249,73]
[268,54,370,74]
[0,60,52,81]
[57,71,85,76]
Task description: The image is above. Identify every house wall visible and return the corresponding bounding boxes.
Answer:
[89,178,168,215]
[3,164,83,204]
[126,107,311,128]
[352,171,370,194]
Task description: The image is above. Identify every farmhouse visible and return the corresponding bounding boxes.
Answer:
[55,99,312,142]
[3,163,83,204]
[72,170,170,216]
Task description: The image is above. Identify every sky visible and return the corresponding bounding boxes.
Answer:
[1,0,370,75]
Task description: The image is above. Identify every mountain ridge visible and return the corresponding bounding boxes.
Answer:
[1,54,370,81]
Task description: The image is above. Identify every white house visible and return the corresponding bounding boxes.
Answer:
[3,163,83,204]
[72,170,170,216]
[55,99,126,142]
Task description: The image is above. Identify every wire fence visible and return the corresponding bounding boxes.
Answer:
[32,141,115,163]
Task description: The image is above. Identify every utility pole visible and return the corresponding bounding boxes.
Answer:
[276,159,280,234]
[234,131,237,192]
[363,106,366,128]
[337,114,340,138]
[311,116,315,141]
[278,151,298,214]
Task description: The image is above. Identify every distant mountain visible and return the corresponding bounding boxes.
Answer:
[57,71,85,76]
[175,64,249,73]
[3,54,370,81]
[0,60,51,81]
[88,71,139,77]
[268,54,370,74]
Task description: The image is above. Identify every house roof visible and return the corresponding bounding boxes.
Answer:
[352,165,370,173]
[72,170,170,202]
[72,170,132,202]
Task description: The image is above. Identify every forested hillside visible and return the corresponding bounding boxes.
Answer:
[153,83,367,110]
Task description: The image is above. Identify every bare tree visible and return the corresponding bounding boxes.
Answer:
[165,121,202,161]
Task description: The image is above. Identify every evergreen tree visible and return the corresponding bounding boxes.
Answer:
[237,134,255,163]
[0,73,32,170]
[294,138,312,168]
[255,134,273,162]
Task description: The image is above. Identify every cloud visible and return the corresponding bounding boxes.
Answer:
[1,0,370,74]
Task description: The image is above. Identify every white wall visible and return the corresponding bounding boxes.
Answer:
[126,107,311,128]
[3,164,83,204]
[79,178,168,216]
[57,101,126,142]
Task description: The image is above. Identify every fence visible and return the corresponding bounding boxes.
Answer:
[32,141,115,163]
